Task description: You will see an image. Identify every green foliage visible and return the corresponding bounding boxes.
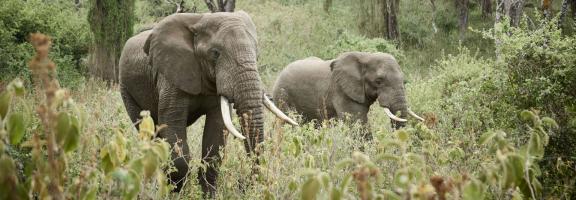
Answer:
[0,0,91,87]
[0,34,173,200]
[88,0,135,50]
[322,31,404,61]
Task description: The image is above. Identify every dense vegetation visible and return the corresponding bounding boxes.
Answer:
[0,0,575,199]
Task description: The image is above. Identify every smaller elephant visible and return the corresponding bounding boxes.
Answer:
[272,52,423,139]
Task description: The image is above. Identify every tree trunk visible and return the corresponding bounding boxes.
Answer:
[358,0,400,40]
[542,0,552,18]
[509,0,525,27]
[88,0,135,83]
[481,0,492,18]
[385,0,401,40]
[559,0,570,28]
[456,0,469,41]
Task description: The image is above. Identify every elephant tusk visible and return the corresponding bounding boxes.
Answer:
[383,108,407,122]
[220,96,246,140]
[263,94,298,126]
[408,108,425,122]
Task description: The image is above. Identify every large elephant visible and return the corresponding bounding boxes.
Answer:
[272,52,423,139]
[118,11,296,196]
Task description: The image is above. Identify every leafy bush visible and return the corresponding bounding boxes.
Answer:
[0,0,91,87]
[486,15,576,195]
[321,31,404,61]
[0,33,172,200]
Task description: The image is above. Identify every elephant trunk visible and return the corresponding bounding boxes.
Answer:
[233,69,264,155]
[390,101,409,129]
[380,88,409,129]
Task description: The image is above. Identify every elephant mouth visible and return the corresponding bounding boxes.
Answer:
[219,94,298,140]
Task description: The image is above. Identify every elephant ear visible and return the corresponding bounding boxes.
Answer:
[146,13,204,94]
[330,52,366,103]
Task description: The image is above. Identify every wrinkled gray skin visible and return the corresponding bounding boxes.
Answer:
[273,52,409,139]
[119,11,263,196]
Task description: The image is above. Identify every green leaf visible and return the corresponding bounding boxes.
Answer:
[340,174,352,193]
[151,141,170,162]
[503,154,525,189]
[100,154,114,174]
[84,187,98,200]
[56,112,71,145]
[479,131,497,145]
[528,132,544,158]
[63,116,80,152]
[301,177,320,200]
[128,158,144,175]
[330,188,342,200]
[264,189,275,200]
[9,79,25,97]
[123,170,141,200]
[396,130,409,142]
[288,181,298,192]
[0,91,12,119]
[7,113,25,145]
[293,137,301,157]
[520,110,535,122]
[462,179,486,200]
[378,153,400,162]
[383,190,402,200]
[111,168,129,181]
[448,147,465,160]
[541,117,558,129]
[142,150,160,179]
[393,170,410,188]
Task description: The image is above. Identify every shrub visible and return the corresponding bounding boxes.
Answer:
[0,33,173,200]
[321,31,404,61]
[488,15,576,196]
[0,0,91,88]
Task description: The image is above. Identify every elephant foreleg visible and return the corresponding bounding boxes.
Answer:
[157,84,191,192]
[334,100,373,141]
[120,85,143,125]
[198,104,226,197]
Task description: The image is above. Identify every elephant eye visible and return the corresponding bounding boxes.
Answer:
[374,78,385,85]
[209,47,220,61]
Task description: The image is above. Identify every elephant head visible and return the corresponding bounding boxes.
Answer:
[144,11,295,155]
[330,52,423,128]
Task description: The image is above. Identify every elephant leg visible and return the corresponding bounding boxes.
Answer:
[198,104,226,197]
[157,84,191,192]
[120,85,142,125]
[335,102,373,141]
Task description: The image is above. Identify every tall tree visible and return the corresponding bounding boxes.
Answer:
[509,0,525,27]
[358,0,400,41]
[88,0,135,83]
[456,0,469,41]
[542,0,552,18]
[495,0,525,27]
[481,0,492,18]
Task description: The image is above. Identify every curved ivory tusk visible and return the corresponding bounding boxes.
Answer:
[220,96,246,140]
[263,95,298,126]
[408,109,425,122]
[383,108,407,122]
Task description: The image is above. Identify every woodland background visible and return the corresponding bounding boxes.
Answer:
[0,0,575,199]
